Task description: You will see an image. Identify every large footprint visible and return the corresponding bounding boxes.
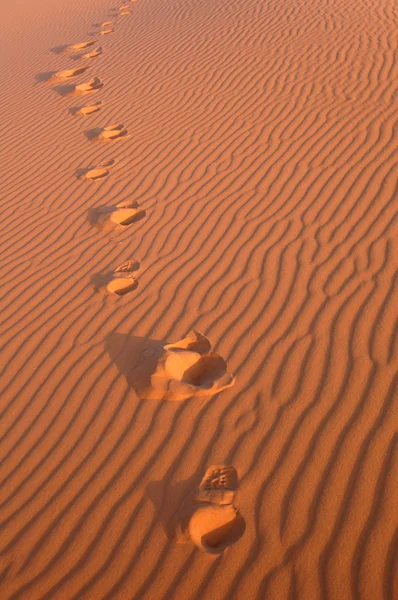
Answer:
[175,465,246,554]
[89,200,146,230]
[92,260,140,296]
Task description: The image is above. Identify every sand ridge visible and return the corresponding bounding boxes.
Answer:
[1,0,398,595]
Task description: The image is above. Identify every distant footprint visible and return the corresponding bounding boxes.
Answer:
[54,66,89,80]
[66,41,96,52]
[78,159,115,181]
[101,21,114,27]
[85,124,129,141]
[183,466,246,554]
[92,260,140,296]
[84,46,103,59]
[88,200,146,230]
[71,100,102,116]
[100,28,114,35]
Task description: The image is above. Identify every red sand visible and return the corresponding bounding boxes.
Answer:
[1,0,398,596]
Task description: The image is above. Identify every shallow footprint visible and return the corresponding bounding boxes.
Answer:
[99,124,128,141]
[84,46,103,59]
[89,200,146,230]
[81,159,115,181]
[67,40,96,52]
[54,66,89,79]
[92,260,140,296]
[100,28,114,35]
[72,100,102,116]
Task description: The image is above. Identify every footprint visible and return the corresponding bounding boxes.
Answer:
[74,76,103,94]
[71,100,102,116]
[101,21,114,26]
[79,159,115,181]
[100,124,129,140]
[92,260,140,296]
[175,465,245,555]
[84,46,103,59]
[54,66,89,79]
[198,465,239,505]
[100,28,114,35]
[88,200,146,230]
[146,330,235,401]
[67,41,96,52]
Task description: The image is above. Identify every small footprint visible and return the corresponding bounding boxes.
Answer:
[54,66,89,79]
[100,28,114,35]
[101,21,114,27]
[78,159,115,181]
[88,200,146,230]
[92,260,140,296]
[71,100,102,116]
[85,124,128,141]
[67,41,97,52]
[84,46,103,59]
[100,124,129,140]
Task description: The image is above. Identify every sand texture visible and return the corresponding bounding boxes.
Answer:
[1,0,398,596]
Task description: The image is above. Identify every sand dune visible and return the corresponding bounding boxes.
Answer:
[1,0,398,595]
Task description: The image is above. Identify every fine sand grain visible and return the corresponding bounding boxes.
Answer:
[1,0,398,596]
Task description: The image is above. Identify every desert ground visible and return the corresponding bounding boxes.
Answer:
[1,0,398,597]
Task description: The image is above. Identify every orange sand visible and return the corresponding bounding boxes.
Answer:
[1,0,398,596]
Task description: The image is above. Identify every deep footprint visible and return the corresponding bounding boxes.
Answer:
[92,260,140,296]
[89,200,146,230]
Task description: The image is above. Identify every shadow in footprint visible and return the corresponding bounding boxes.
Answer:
[49,45,69,54]
[76,159,115,179]
[92,261,140,297]
[84,125,128,142]
[55,77,103,98]
[49,45,81,59]
[35,71,57,83]
[88,200,146,229]
[146,475,202,541]
[69,100,102,117]
[147,466,246,554]
[37,66,89,85]
[105,333,165,393]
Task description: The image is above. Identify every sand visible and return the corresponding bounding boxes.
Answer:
[1,0,398,596]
